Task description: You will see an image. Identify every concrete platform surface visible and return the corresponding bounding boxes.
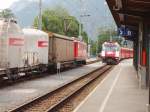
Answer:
[74,59,148,112]
[86,57,99,63]
[0,62,103,112]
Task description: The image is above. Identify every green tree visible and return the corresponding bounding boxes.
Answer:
[82,31,89,44]
[97,32,110,52]
[97,28,122,53]
[33,7,89,43]
[90,40,97,56]
[0,9,15,18]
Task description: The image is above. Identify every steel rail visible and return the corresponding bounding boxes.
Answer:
[9,64,111,112]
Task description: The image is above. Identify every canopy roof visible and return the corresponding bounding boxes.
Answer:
[106,0,150,39]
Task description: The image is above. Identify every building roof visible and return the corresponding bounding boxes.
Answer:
[106,0,150,40]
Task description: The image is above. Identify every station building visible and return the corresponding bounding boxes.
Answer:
[106,0,150,109]
[106,0,150,88]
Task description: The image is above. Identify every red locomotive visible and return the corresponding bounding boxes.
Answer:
[100,42,133,64]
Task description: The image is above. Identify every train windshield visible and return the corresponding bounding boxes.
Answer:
[103,44,119,52]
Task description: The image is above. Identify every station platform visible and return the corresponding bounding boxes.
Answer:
[0,62,104,112]
[86,57,100,64]
[74,59,148,112]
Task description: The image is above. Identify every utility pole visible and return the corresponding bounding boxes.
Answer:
[79,0,83,40]
[79,0,91,57]
[96,39,98,56]
[104,1,112,42]
[38,0,42,30]
[88,37,91,58]
[109,26,112,42]
[79,14,90,40]
[79,22,82,39]
[63,18,72,35]
[80,14,90,58]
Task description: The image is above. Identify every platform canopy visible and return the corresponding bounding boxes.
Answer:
[106,0,150,40]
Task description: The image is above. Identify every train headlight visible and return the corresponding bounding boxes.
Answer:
[115,52,119,57]
[101,51,105,57]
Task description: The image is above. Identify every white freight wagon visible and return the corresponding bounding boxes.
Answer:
[0,18,24,69]
[23,28,49,67]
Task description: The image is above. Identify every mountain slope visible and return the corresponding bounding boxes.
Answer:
[10,0,114,39]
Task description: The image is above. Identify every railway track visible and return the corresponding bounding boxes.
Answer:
[0,60,101,88]
[9,64,112,112]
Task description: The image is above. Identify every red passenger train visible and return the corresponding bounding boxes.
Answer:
[120,47,133,59]
[100,42,133,64]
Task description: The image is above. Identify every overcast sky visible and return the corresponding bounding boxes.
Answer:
[0,0,19,9]
[0,0,38,9]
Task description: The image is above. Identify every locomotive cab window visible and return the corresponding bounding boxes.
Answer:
[104,45,119,52]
